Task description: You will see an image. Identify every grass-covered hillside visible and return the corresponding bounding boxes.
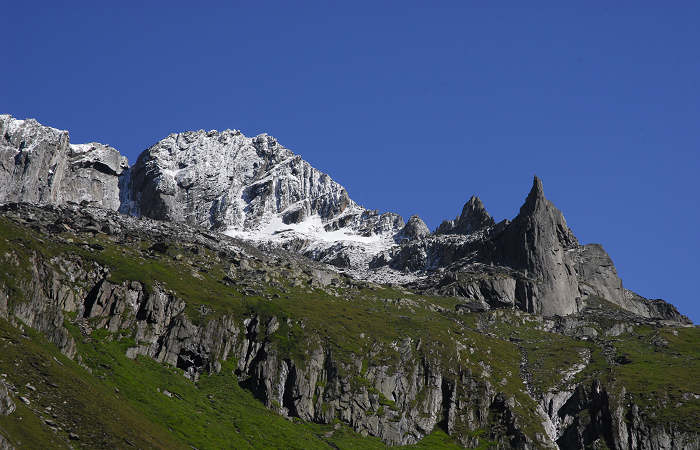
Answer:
[0,204,697,449]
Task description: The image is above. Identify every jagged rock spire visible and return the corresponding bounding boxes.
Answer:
[493,176,580,316]
[459,195,496,233]
[435,195,495,235]
[516,175,548,221]
[507,175,578,261]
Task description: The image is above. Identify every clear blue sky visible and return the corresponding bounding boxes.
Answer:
[2,2,698,322]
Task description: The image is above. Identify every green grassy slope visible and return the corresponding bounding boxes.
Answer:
[1,213,698,448]
[0,317,466,449]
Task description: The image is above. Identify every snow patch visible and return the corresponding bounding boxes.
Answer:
[224,213,388,246]
[224,213,422,284]
[69,143,94,154]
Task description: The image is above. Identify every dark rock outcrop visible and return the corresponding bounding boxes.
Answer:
[0,434,12,450]
[0,382,14,416]
[386,176,687,323]
[436,196,495,235]
[397,215,430,242]
[490,176,581,316]
[553,381,698,450]
[573,244,624,306]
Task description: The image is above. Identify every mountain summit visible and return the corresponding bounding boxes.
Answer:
[436,195,495,235]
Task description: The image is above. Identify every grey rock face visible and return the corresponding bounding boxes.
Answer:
[0,382,14,416]
[0,115,409,282]
[397,215,430,242]
[574,244,624,306]
[122,128,408,278]
[0,115,68,205]
[436,196,495,235]
[622,290,692,324]
[568,243,685,321]
[126,130,362,232]
[0,434,12,450]
[9,254,81,359]
[553,382,698,450]
[0,115,127,210]
[379,234,486,273]
[62,142,128,210]
[491,176,581,316]
[371,176,690,322]
[121,126,412,282]
[391,177,585,316]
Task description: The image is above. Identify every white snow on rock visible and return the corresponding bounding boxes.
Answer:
[222,210,422,284]
[124,127,420,282]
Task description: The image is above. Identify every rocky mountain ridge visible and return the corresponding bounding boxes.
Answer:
[0,114,689,323]
[0,113,696,449]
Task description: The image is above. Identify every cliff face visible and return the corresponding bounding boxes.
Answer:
[0,115,127,211]
[490,176,581,316]
[124,130,358,231]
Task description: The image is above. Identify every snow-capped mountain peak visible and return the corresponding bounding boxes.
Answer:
[115,126,407,277]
